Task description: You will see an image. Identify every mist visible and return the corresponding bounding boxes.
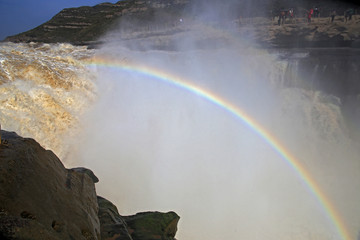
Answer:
[69,1,360,239]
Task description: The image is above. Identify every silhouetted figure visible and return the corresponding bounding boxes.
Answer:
[344,11,348,22]
[344,8,353,22]
[277,9,285,25]
[348,8,354,21]
[270,10,275,21]
[331,10,336,23]
[280,9,286,25]
[278,13,281,25]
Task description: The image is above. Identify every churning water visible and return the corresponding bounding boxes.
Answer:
[1,22,360,240]
[0,42,96,160]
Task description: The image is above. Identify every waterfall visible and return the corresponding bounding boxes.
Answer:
[1,38,359,240]
[0,42,96,162]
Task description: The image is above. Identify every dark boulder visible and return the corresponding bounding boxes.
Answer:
[0,130,100,240]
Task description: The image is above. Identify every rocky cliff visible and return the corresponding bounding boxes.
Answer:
[5,0,189,46]
[3,0,360,48]
[0,130,179,240]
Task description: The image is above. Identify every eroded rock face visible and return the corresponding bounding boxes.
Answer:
[4,0,360,48]
[0,130,180,240]
[4,0,189,45]
[0,130,100,240]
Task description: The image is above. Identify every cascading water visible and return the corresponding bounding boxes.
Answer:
[1,15,360,240]
[0,42,97,162]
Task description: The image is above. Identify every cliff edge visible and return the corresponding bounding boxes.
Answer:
[3,0,360,48]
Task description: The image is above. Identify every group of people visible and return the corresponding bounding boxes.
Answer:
[344,8,355,22]
[274,6,356,25]
[276,8,295,25]
[330,8,355,23]
[307,7,321,23]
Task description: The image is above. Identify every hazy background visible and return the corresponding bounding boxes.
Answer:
[69,5,360,237]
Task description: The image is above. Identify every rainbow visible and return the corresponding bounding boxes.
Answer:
[85,57,351,240]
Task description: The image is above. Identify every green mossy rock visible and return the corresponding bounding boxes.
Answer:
[98,196,179,240]
[124,211,180,240]
[97,196,133,240]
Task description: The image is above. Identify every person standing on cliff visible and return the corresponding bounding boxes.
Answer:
[344,9,352,22]
[278,9,285,26]
[288,8,295,23]
[308,8,313,23]
[314,7,320,18]
[280,9,286,25]
[348,8,354,21]
[331,10,336,23]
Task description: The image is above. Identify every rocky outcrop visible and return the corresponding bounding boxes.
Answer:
[97,196,133,240]
[4,0,189,45]
[71,167,100,183]
[0,130,180,240]
[0,130,100,240]
[261,16,360,48]
[98,196,179,240]
[124,211,180,240]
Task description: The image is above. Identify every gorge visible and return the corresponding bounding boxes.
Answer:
[1,0,360,239]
